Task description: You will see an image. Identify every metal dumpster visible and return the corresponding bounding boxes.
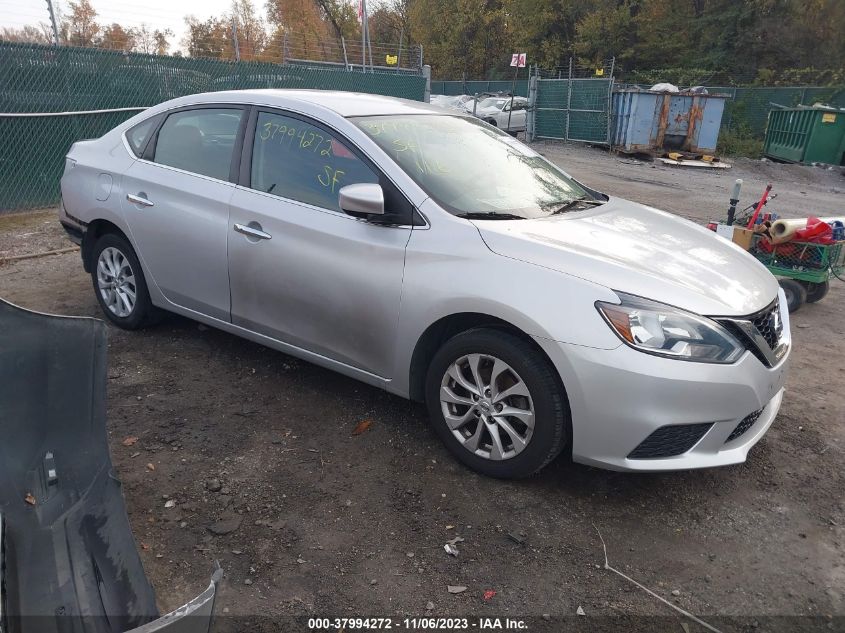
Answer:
[763,106,845,165]
[612,88,728,154]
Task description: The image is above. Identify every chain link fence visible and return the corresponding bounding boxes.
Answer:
[0,41,427,212]
[530,59,615,144]
[432,78,845,141]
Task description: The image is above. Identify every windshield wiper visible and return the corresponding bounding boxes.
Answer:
[456,212,525,220]
[549,197,604,214]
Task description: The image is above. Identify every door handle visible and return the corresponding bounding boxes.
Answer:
[126,193,154,207]
[234,223,272,240]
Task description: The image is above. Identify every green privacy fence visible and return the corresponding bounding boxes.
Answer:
[716,86,845,137]
[433,79,845,140]
[0,41,426,211]
[534,78,613,143]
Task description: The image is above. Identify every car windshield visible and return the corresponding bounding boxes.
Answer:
[352,114,594,219]
[478,97,507,109]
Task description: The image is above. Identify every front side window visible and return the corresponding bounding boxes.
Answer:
[153,108,243,180]
[250,111,378,212]
[353,114,592,219]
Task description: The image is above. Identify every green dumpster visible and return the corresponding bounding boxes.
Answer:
[763,106,845,165]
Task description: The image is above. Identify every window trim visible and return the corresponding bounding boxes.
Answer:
[139,104,249,184]
[125,113,163,158]
[240,106,421,226]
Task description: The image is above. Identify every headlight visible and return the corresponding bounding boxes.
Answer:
[596,293,744,363]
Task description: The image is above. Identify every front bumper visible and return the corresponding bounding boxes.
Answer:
[535,329,790,472]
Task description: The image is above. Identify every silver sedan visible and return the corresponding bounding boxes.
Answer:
[59,90,790,478]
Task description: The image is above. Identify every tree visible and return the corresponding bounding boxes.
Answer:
[265,0,336,61]
[133,24,173,55]
[183,15,232,58]
[100,23,136,52]
[0,24,53,44]
[231,0,267,60]
[314,0,361,40]
[409,0,511,79]
[573,0,635,68]
[63,0,100,47]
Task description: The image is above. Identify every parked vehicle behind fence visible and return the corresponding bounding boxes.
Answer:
[472,95,529,133]
[59,89,790,478]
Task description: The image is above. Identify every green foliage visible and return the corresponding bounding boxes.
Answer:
[407,0,845,84]
[717,129,763,159]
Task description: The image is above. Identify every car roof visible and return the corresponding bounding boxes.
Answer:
[170,89,448,118]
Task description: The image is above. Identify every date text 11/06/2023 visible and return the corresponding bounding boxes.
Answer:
[307,617,529,630]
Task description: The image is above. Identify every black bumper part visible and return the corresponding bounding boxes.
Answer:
[0,298,221,633]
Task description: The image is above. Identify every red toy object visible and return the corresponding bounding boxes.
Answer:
[793,216,834,244]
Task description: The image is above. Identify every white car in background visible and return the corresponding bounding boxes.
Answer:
[473,96,528,133]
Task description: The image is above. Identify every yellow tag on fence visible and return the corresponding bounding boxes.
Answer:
[386,55,398,66]
[821,112,836,123]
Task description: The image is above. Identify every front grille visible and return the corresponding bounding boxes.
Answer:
[725,407,764,443]
[718,298,785,367]
[628,423,713,459]
[749,300,783,350]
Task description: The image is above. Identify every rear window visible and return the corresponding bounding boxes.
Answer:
[126,116,158,157]
[153,108,244,180]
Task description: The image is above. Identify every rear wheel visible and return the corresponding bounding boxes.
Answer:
[425,328,569,478]
[90,233,160,329]
[802,279,830,303]
[779,278,806,313]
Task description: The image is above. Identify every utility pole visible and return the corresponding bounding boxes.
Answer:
[232,17,240,62]
[45,0,60,45]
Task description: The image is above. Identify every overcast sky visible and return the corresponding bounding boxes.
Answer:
[5,0,242,51]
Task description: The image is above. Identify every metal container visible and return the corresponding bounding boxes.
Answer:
[763,107,845,165]
[612,88,728,154]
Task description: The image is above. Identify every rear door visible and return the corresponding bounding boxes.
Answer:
[120,106,246,321]
[227,109,413,377]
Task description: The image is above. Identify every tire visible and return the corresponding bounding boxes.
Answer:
[90,232,160,329]
[425,328,570,478]
[779,278,806,313]
[802,280,830,303]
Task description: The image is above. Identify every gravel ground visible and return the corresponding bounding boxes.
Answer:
[0,145,843,632]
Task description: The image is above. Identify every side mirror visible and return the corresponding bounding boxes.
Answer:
[338,183,384,216]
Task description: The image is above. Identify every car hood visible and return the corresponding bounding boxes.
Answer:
[474,197,778,316]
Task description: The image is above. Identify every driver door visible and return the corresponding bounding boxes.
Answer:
[227,109,413,378]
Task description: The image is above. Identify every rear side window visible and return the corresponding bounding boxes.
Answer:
[126,116,158,157]
[250,111,378,212]
[153,108,243,180]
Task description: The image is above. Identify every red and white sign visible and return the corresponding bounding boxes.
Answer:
[510,53,526,68]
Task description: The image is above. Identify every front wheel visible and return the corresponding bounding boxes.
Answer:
[90,233,160,329]
[425,328,570,478]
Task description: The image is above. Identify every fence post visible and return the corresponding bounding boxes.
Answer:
[606,56,615,146]
[418,44,424,71]
[282,31,288,64]
[527,65,538,143]
[565,57,573,141]
[44,0,60,45]
[423,65,431,103]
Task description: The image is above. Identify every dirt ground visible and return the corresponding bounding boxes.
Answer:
[1,145,843,632]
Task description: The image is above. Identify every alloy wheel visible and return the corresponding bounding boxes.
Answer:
[439,353,535,461]
[96,246,137,318]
